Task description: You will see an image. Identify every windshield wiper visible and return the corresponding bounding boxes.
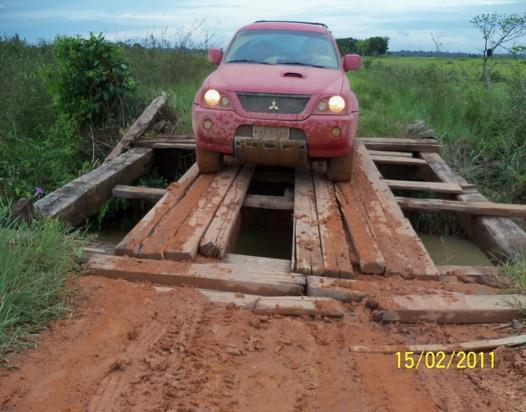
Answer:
[227,59,271,65]
[280,62,326,68]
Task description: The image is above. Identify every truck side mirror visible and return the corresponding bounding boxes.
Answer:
[343,54,362,71]
[208,48,223,65]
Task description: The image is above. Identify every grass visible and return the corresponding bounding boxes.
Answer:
[0,202,85,359]
[501,257,526,312]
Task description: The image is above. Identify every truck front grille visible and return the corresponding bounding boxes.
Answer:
[236,92,310,114]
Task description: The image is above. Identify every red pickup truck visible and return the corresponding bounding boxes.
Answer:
[192,20,361,181]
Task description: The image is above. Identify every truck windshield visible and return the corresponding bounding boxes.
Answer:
[224,29,339,69]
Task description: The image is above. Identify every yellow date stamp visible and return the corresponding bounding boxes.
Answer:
[396,351,495,369]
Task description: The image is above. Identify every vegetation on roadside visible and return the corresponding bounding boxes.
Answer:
[501,257,526,312]
[0,202,85,359]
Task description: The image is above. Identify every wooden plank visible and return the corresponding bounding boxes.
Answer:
[106,93,168,161]
[358,137,443,153]
[200,165,254,258]
[369,150,413,158]
[306,276,367,302]
[421,152,526,260]
[137,171,214,259]
[371,155,427,166]
[385,179,463,194]
[224,254,292,273]
[351,144,439,278]
[112,185,167,201]
[376,293,526,324]
[81,241,115,263]
[86,254,306,296]
[253,296,345,317]
[165,165,240,260]
[312,168,354,278]
[396,196,526,218]
[153,142,196,150]
[115,163,199,256]
[35,148,153,226]
[243,194,294,210]
[350,334,526,353]
[198,289,260,309]
[335,184,386,274]
[293,168,324,276]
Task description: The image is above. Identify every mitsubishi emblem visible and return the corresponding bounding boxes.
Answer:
[268,99,279,111]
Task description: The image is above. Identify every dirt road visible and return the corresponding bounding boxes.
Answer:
[1,276,525,412]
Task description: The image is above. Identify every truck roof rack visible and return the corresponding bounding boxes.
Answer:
[253,20,329,29]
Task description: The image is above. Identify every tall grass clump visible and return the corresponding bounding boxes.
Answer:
[0,202,85,359]
[501,255,526,312]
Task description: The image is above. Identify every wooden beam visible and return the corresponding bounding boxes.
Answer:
[343,144,438,278]
[369,150,413,158]
[198,289,260,309]
[306,276,367,302]
[200,165,254,258]
[358,137,443,153]
[115,163,199,256]
[81,241,115,263]
[243,194,294,210]
[385,179,463,194]
[165,166,240,260]
[293,168,324,276]
[86,254,306,296]
[312,169,354,278]
[396,196,526,218]
[152,142,196,150]
[35,148,153,226]
[376,293,526,324]
[106,93,168,161]
[253,296,344,317]
[350,334,526,353]
[112,185,167,201]
[335,184,386,274]
[224,253,292,273]
[421,152,526,261]
[371,155,427,166]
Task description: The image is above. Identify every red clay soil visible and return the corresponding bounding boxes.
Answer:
[1,275,525,412]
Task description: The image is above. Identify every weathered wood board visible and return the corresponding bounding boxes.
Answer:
[253,296,345,317]
[293,168,324,276]
[112,185,167,201]
[86,254,306,296]
[243,194,294,210]
[396,196,526,218]
[359,137,443,153]
[385,179,463,194]
[376,293,526,324]
[312,168,354,278]
[200,165,254,258]
[35,147,154,226]
[306,276,367,302]
[165,165,240,260]
[371,155,427,166]
[115,163,199,256]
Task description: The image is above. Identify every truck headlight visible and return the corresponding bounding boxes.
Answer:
[328,96,345,113]
[204,89,221,107]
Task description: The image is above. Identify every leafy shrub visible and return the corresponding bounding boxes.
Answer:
[46,33,136,130]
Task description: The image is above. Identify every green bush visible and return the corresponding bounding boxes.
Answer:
[46,33,136,130]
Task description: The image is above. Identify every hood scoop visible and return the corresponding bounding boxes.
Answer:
[282,71,304,79]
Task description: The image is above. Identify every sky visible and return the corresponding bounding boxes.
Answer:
[0,0,524,52]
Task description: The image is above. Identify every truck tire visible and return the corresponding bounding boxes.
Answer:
[197,146,223,174]
[326,152,353,182]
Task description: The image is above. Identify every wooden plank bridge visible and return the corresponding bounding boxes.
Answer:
[33,97,526,323]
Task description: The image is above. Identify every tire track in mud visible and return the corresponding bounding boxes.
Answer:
[87,297,206,412]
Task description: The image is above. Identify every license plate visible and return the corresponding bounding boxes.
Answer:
[253,126,289,140]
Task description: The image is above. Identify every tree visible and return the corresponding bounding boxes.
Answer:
[471,12,526,87]
[335,36,389,56]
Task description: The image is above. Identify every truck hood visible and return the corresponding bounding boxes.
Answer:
[206,63,344,96]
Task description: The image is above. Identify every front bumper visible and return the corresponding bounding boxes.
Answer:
[192,104,358,158]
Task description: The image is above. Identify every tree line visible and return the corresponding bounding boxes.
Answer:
[336,36,389,56]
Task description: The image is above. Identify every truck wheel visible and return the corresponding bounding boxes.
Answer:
[326,152,353,182]
[196,146,223,173]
